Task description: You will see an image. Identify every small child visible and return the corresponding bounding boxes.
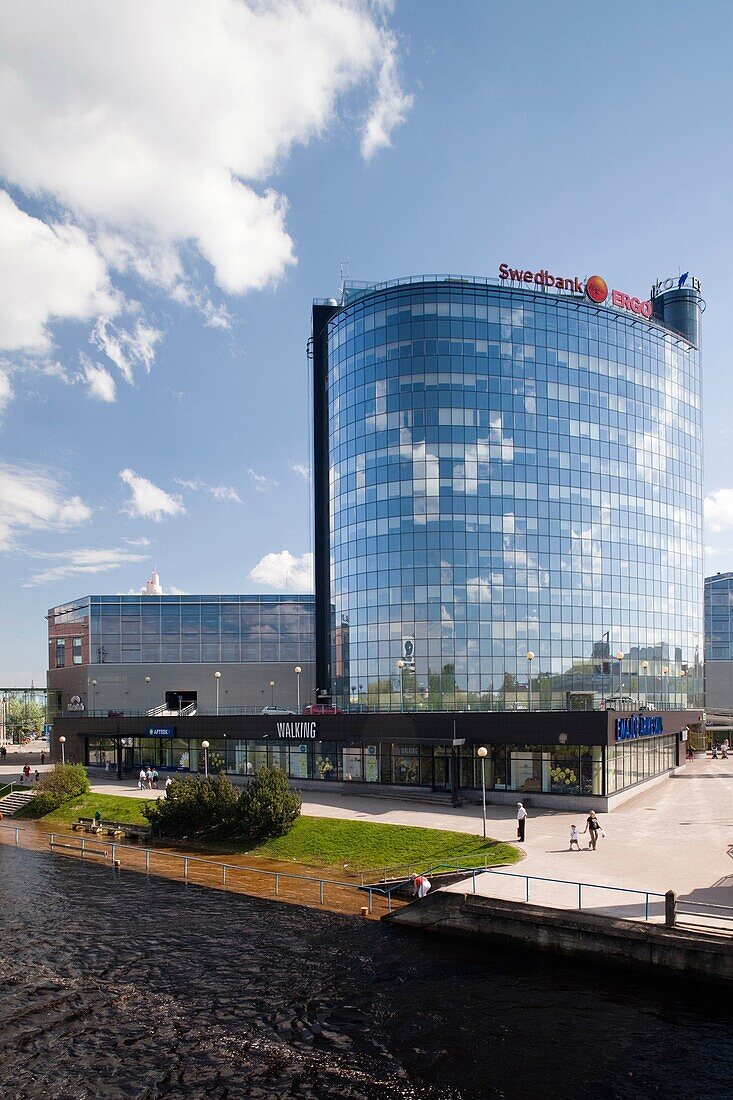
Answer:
[569,825,580,851]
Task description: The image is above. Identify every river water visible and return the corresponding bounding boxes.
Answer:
[0,845,727,1099]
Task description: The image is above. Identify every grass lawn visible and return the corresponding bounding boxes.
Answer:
[22,796,518,876]
[27,792,154,827]
[249,816,520,874]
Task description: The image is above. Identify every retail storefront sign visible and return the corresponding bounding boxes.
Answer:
[276,721,317,739]
[615,715,663,741]
[147,726,175,737]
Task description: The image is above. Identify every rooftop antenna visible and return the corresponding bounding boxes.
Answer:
[339,260,350,295]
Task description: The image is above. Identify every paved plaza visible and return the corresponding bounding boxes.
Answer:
[4,748,731,923]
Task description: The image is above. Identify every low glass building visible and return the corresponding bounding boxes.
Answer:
[47,593,315,716]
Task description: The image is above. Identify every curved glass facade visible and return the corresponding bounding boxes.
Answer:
[325,277,703,711]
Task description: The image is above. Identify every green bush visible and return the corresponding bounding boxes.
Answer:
[141,767,301,842]
[16,763,90,817]
[233,766,301,843]
[143,773,239,837]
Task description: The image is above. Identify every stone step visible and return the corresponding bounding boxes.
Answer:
[0,791,35,816]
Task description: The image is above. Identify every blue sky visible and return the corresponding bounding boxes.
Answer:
[1,0,731,682]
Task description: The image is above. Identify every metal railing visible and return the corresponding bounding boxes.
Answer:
[675,899,733,928]
[0,782,25,800]
[58,701,693,719]
[471,868,666,922]
[0,822,400,918]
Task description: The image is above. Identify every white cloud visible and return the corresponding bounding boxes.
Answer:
[0,366,11,415]
[79,355,116,403]
[705,489,733,534]
[175,478,242,504]
[249,550,313,591]
[248,468,279,493]
[119,468,184,521]
[167,585,189,596]
[289,462,310,480]
[91,317,162,386]
[361,29,413,159]
[0,465,92,551]
[0,191,117,352]
[23,546,148,587]
[0,0,411,319]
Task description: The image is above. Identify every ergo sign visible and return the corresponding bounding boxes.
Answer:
[498,263,652,319]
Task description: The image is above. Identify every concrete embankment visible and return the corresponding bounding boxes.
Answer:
[385,891,733,985]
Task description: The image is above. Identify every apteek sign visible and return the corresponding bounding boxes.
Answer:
[276,721,317,739]
[615,715,663,741]
[650,272,701,298]
[498,263,652,318]
[147,726,175,738]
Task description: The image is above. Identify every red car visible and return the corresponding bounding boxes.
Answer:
[302,704,343,715]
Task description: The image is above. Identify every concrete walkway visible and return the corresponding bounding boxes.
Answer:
[80,759,733,909]
[9,754,733,925]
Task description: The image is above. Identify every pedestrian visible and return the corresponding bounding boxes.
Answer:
[34,770,40,783]
[152,768,159,789]
[23,764,31,783]
[721,740,730,760]
[40,750,45,766]
[516,802,527,842]
[145,767,153,790]
[165,776,173,797]
[415,874,431,898]
[583,810,605,850]
[138,767,146,790]
[569,825,580,851]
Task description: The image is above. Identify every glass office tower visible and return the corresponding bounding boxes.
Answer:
[314,275,703,712]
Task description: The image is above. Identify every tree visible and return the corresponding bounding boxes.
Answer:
[233,766,301,843]
[143,774,239,838]
[3,698,45,742]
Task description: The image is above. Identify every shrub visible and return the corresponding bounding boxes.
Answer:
[17,763,90,817]
[143,773,239,838]
[233,766,301,843]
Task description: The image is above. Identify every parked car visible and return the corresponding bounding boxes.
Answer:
[261,706,296,716]
[302,704,343,715]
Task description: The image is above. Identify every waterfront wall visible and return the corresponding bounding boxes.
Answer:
[386,892,733,985]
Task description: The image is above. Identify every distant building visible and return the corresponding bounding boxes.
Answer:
[47,590,315,719]
[705,572,733,709]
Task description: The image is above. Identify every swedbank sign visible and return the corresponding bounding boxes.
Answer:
[498,263,652,319]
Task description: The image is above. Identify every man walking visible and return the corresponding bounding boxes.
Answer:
[517,802,527,842]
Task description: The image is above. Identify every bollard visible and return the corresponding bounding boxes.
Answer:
[360,905,369,918]
[222,866,227,887]
[665,890,677,928]
[184,857,189,881]
[15,827,19,846]
[275,873,279,896]
[145,849,150,872]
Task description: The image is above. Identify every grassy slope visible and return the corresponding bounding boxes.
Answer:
[34,792,154,826]
[23,794,519,874]
[251,816,519,873]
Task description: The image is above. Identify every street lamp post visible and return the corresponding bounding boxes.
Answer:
[294,666,302,712]
[396,659,405,712]
[641,661,648,707]
[615,652,624,709]
[214,670,221,716]
[477,746,488,839]
[59,735,66,766]
[201,739,210,778]
[144,675,151,715]
[91,678,98,714]
[526,652,535,712]
[269,680,275,707]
